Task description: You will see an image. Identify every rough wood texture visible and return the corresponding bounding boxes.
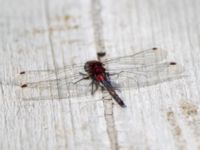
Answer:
[0,0,199,150]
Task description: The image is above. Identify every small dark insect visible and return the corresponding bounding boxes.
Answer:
[18,48,184,107]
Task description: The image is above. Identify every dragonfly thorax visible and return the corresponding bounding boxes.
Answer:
[84,60,106,76]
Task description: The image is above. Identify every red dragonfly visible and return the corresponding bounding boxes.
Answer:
[17,48,184,107]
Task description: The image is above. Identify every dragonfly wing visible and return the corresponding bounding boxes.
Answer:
[109,62,184,89]
[17,79,95,101]
[18,75,85,89]
[17,64,84,84]
[104,47,167,66]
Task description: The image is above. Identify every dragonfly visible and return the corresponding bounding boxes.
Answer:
[16,47,184,107]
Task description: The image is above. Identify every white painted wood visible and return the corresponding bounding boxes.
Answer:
[0,0,199,150]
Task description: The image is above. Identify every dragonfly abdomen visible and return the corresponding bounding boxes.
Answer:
[101,80,127,107]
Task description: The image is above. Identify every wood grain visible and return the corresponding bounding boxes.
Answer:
[0,0,200,149]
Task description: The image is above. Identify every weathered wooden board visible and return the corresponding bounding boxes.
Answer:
[0,0,200,149]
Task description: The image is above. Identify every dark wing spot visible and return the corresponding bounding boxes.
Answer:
[170,62,176,65]
[21,84,28,88]
[20,71,25,75]
[152,47,158,50]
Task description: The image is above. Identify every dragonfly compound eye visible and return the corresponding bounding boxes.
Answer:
[84,63,89,71]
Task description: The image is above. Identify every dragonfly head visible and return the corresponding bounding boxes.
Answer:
[84,60,105,75]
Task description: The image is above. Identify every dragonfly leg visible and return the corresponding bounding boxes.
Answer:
[74,76,90,84]
[79,72,88,76]
[73,72,90,84]
[91,80,99,95]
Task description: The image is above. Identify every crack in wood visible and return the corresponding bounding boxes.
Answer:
[91,0,105,53]
[91,0,120,149]
[43,1,75,149]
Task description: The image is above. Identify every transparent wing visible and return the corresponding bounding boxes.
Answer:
[16,73,84,89]
[103,47,184,88]
[17,64,84,84]
[15,67,94,101]
[109,62,184,89]
[16,78,98,101]
[14,47,184,101]
[104,47,167,66]
[16,47,166,87]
